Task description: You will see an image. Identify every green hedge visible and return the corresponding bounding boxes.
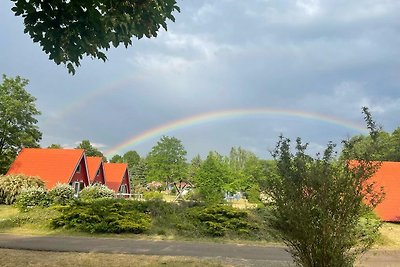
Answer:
[189,204,259,237]
[51,198,151,234]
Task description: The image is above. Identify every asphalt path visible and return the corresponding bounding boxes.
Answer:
[0,234,399,266]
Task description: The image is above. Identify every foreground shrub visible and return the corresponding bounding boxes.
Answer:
[78,184,114,201]
[0,174,45,204]
[266,109,384,267]
[48,183,75,205]
[51,198,150,233]
[189,204,258,237]
[15,187,50,211]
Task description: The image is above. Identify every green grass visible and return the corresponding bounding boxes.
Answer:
[374,223,400,248]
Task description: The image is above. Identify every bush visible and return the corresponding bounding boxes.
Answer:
[0,174,45,204]
[143,191,163,201]
[15,187,50,211]
[189,204,258,237]
[48,183,75,205]
[78,184,114,201]
[51,198,151,234]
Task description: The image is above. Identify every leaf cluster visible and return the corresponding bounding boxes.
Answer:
[11,0,180,74]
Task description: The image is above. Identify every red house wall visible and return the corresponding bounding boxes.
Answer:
[92,164,106,185]
[119,170,131,197]
[123,170,131,194]
[69,157,89,186]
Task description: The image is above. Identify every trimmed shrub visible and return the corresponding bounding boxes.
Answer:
[0,174,45,204]
[143,191,163,201]
[15,187,50,211]
[51,198,150,234]
[189,204,258,237]
[78,184,114,201]
[48,183,75,205]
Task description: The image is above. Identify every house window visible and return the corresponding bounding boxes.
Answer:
[72,182,80,195]
[76,164,81,173]
[71,181,84,196]
[119,185,127,193]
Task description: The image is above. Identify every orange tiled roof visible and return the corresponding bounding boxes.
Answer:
[369,161,400,222]
[6,148,85,189]
[103,163,128,192]
[86,156,103,182]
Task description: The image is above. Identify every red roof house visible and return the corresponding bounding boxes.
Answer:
[368,161,400,222]
[103,163,131,196]
[86,156,106,185]
[7,148,90,193]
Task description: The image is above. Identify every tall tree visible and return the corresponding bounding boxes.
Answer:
[188,154,202,182]
[76,140,106,161]
[195,152,230,203]
[146,136,187,184]
[11,0,180,74]
[123,150,141,173]
[131,158,148,190]
[0,75,41,174]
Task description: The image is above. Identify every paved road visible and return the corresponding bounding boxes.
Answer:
[0,234,399,266]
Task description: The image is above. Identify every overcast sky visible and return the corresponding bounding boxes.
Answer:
[1,0,399,160]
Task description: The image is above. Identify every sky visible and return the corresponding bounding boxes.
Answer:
[1,0,399,160]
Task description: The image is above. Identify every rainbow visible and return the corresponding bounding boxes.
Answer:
[104,108,368,157]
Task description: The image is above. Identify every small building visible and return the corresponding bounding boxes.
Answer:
[6,148,90,195]
[369,161,400,222]
[103,163,131,196]
[86,156,106,185]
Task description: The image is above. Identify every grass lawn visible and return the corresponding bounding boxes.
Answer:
[0,248,230,267]
[375,222,400,248]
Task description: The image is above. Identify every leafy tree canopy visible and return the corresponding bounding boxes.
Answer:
[47,143,62,149]
[123,150,141,171]
[195,151,231,203]
[11,0,180,74]
[146,136,187,184]
[76,140,106,161]
[341,127,400,161]
[0,75,41,174]
[110,154,123,163]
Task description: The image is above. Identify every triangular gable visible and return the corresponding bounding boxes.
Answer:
[369,161,400,222]
[86,156,106,184]
[103,163,130,193]
[7,148,89,189]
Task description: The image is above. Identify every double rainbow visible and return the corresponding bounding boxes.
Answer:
[104,108,367,157]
